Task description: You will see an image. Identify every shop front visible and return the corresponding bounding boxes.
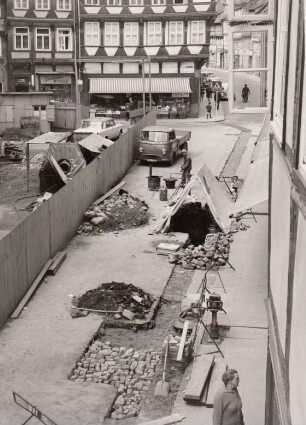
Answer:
[88,77,192,119]
[36,66,75,103]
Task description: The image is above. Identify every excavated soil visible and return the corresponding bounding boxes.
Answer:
[76,282,154,319]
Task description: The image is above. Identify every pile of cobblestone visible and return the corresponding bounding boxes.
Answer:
[70,340,161,419]
[77,192,149,235]
[168,233,232,270]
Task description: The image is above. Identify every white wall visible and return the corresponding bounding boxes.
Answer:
[289,211,306,425]
[270,144,291,353]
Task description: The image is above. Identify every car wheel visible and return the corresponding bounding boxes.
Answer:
[170,153,176,165]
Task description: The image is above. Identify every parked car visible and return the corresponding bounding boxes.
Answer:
[219,83,229,100]
[137,126,191,164]
[73,117,123,142]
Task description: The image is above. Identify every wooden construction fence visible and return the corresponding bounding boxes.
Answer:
[0,109,156,329]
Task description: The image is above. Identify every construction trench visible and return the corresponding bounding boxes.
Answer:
[68,190,236,421]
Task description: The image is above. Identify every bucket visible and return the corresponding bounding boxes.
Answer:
[159,188,168,201]
[147,175,161,190]
[164,177,177,189]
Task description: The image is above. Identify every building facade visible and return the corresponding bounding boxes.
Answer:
[0,2,7,91]
[267,0,306,424]
[78,0,215,117]
[5,0,77,102]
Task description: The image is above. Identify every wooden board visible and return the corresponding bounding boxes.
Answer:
[183,355,215,402]
[11,259,53,319]
[47,251,67,275]
[205,359,227,407]
[92,181,126,206]
[177,321,189,361]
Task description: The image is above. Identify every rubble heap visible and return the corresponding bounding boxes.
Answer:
[70,340,161,420]
[78,192,149,235]
[75,282,155,320]
[168,233,232,270]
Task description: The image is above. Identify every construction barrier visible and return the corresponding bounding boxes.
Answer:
[0,109,156,329]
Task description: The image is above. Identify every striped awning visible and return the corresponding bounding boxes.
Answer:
[89,78,192,94]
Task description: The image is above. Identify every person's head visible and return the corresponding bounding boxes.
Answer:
[222,369,240,390]
[182,149,187,156]
[244,84,248,87]
[129,97,133,102]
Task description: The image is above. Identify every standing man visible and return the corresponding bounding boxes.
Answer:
[206,101,212,119]
[181,149,192,187]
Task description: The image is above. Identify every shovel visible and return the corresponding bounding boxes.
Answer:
[154,332,170,396]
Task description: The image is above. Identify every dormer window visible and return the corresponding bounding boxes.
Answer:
[85,0,100,5]
[57,0,71,10]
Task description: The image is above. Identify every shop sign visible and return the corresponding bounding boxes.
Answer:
[40,74,72,85]
[172,93,190,98]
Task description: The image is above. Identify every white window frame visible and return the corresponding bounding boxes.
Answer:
[14,0,29,9]
[147,22,162,46]
[14,27,30,50]
[35,28,52,51]
[56,28,73,51]
[168,21,184,45]
[124,22,139,46]
[84,22,100,46]
[228,25,273,114]
[0,37,2,57]
[130,0,143,5]
[228,0,274,22]
[104,22,120,46]
[85,0,100,5]
[173,0,187,4]
[190,21,206,44]
[56,0,71,11]
[107,0,122,5]
[35,0,50,10]
[151,0,165,4]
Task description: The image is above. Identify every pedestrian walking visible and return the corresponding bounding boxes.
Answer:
[213,369,245,425]
[181,149,192,187]
[200,84,205,101]
[206,102,212,119]
[206,85,212,100]
[241,84,250,103]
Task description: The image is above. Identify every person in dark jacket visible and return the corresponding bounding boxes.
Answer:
[181,149,192,187]
[241,84,250,102]
[213,369,245,425]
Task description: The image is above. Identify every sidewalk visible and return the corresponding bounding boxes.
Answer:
[173,202,268,425]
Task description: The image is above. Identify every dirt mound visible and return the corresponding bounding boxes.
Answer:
[78,192,149,235]
[76,282,154,319]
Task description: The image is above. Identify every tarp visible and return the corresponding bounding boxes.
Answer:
[231,155,269,215]
[197,163,233,233]
[26,132,71,145]
[78,133,114,154]
[46,143,86,183]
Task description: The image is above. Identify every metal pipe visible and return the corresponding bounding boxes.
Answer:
[142,56,146,117]
[26,143,30,193]
[149,56,152,110]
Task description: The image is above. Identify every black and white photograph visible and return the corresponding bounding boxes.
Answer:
[0,0,303,424]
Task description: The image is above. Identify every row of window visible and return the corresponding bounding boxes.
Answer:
[14,28,72,51]
[12,21,205,51]
[15,0,72,10]
[85,21,206,46]
[14,0,191,9]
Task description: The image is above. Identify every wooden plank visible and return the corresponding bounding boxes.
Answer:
[47,251,67,275]
[177,320,189,361]
[92,181,126,206]
[11,259,53,319]
[137,414,185,425]
[184,355,215,402]
[205,359,227,407]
